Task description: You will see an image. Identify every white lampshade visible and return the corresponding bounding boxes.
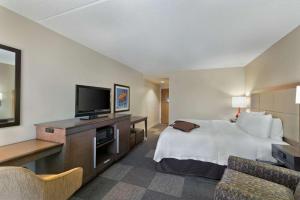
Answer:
[232,96,248,108]
[296,86,300,104]
[0,93,2,100]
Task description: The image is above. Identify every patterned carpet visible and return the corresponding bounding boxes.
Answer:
[72,124,218,200]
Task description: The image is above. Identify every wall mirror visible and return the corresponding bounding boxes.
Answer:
[0,44,21,128]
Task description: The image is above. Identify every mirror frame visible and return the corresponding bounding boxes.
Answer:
[0,44,21,128]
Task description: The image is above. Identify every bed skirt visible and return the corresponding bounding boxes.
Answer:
[155,158,226,180]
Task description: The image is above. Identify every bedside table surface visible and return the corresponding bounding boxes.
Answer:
[272,144,300,171]
[272,144,300,157]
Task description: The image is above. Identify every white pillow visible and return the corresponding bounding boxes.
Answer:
[237,114,273,138]
[270,118,283,141]
[236,112,265,126]
[244,111,266,116]
[250,111,266,115]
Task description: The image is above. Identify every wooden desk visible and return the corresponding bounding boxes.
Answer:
[0,139,63,166]
[131,116,147,138]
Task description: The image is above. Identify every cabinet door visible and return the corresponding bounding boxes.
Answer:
[161,89,169,124]
[116,119,130,159]
[68,129,96,183]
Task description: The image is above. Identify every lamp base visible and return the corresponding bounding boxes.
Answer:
[235,107,241,119]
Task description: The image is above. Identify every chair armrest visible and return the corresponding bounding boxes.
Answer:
[37,167,83,200]
[214,182,249,200]
[228,156,300,191]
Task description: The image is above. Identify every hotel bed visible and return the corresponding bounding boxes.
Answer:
[154,118,287,179]
[154,84,300,179]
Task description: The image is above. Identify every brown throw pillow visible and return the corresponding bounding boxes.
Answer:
[170,120,200,132]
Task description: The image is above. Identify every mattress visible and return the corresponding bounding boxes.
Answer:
[154,119,287,166]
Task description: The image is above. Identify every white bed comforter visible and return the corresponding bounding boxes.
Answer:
[154,119,286,165]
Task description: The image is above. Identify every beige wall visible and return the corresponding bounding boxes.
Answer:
[0,6,159,146]
[169,67,245,121]
[142,81,161,127]
[245,26,300,92]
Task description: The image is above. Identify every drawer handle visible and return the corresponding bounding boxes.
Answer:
[93,137,96,169]
[104,159,111,164]
[116,129,120,154]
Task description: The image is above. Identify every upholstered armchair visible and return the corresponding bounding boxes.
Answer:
[0,167,83,200]
[214,156,300,200]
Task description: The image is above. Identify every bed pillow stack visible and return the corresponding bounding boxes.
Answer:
[236,112,273,139]
[270,118,284,141]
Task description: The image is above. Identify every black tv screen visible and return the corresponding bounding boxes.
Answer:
[75,85,111,117]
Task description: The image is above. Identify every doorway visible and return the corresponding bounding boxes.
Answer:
[161,89,169,124]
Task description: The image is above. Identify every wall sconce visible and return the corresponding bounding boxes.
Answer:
[296,86,300,104]
[0,93,2,106]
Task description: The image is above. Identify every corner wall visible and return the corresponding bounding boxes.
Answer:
[142,81,161,127]
[245,26,300,92]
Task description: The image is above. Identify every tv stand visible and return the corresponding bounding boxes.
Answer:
[35,114,131,184]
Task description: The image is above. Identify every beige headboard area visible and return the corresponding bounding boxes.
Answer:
[251,83,300,145]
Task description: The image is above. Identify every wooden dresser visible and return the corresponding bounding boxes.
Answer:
[35,114,131,184]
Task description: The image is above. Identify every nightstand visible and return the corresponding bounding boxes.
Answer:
[272,144,300,171]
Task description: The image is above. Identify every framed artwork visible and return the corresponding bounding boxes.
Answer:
[114,84,130,113]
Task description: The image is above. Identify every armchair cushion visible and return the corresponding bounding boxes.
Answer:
[214,169,294,200]
[228,156,300,191]
[0,167,83,200]
[0,167,43,200]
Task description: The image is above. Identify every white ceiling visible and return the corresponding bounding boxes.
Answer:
[0,0,299,74]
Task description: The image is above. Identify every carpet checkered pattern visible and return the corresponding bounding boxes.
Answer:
[72,124,217,200]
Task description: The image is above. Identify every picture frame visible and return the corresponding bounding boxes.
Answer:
[114,84,130,113]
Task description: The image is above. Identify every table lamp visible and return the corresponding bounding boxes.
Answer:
[232,96,247,118]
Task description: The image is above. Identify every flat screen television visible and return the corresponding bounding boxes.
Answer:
[75,85,111,118]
